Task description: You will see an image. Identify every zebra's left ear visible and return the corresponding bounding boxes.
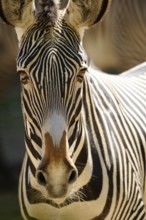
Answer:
[66,0,110,29]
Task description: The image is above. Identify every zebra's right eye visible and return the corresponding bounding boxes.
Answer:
[77,67,87,83]
[19,70,30,85]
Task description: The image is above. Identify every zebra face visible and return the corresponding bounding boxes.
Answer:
[1,0,109,202]
[17,20,87,199]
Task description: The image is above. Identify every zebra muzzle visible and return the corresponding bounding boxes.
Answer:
[35,131,78,198]
[35,160,78,198]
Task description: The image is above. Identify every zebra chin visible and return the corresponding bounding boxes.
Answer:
[41,183,72,202]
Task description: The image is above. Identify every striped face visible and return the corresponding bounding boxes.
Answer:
[17,20,87,200]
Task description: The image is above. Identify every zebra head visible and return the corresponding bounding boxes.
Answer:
[0,0,109,200]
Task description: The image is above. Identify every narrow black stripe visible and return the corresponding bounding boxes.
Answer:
[0,1,11,25]
[94,0,109,24]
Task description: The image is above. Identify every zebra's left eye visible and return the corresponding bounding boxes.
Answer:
[19,70,30,85]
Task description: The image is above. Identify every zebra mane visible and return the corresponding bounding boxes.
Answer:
[35,0,60,24]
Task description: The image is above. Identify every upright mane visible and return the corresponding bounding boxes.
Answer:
[34,0,59,24]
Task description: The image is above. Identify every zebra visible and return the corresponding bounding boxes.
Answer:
[83,0,146,73]
[0,0,146,219]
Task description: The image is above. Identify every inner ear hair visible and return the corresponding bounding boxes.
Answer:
[66,0,111,30]
[0,0,38,29]
[0,0,21,26]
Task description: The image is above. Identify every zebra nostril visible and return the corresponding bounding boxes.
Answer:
[36,170,47,186]
[68,169,78,184]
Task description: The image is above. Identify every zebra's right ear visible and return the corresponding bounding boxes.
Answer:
[0,0,34,27]
[66,0,110,30]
